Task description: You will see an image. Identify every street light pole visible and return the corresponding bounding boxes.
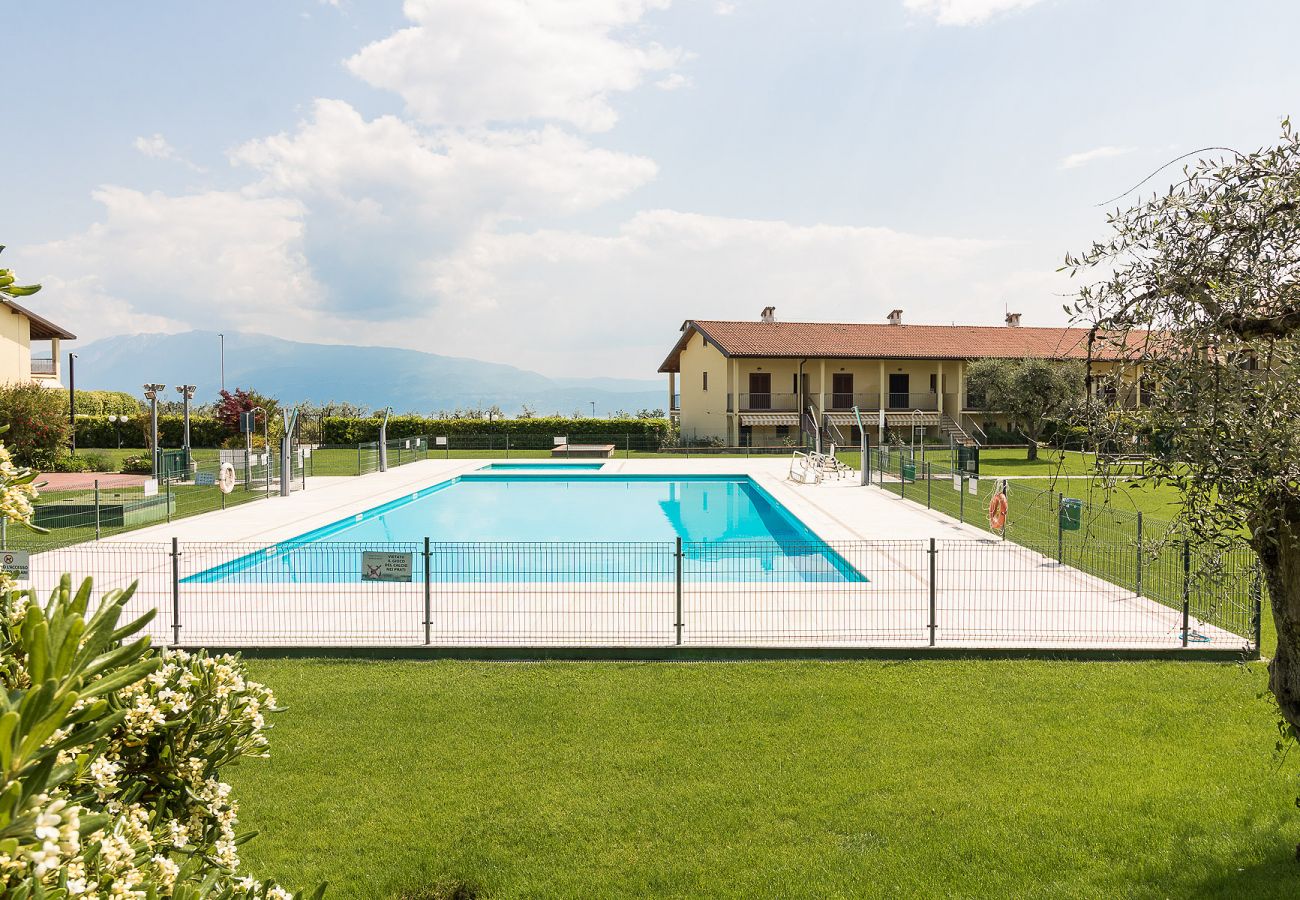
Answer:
[218,333,225,393]
[68,352,78,454]
[176,384,196,469]
[143,383,165,480]
[590,400,596,418]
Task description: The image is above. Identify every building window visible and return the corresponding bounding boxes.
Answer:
[929,373,938,393]
[702,371,708,391]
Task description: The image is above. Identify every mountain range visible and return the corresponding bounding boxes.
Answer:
[71,331,667,416]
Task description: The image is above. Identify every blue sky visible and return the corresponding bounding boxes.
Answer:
[3,0,1298,378]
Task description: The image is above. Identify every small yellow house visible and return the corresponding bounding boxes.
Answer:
[0,299,76,387]
[659,308,1145,446]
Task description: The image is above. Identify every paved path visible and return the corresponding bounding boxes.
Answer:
[37,472,149,490]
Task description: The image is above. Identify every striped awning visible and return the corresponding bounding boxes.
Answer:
[884,411,940,425]
[739,413,800,426]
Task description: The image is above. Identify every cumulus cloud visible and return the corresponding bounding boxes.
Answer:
[904,0,1044,26]
[402,210,1033,375]
[133,133,205,171]
[25,187,324,339]
[345,0,683,131]
[1058,145,1136,170]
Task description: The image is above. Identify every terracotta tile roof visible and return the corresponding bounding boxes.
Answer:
[658,319,1146,372]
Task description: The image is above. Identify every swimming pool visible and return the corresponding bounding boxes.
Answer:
[477,462,606,472]
[186,474,863,584]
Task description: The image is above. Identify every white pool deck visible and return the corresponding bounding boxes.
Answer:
[25,458,1252,653]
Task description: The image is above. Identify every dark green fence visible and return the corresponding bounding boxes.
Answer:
[866,447,1262,645]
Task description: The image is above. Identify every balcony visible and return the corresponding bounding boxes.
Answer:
[30,357,57,377]
[737,392,802,411]
[670,393,680,412]
[884,391,939,411]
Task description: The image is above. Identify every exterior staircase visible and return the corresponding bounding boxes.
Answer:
[939,413,980,448]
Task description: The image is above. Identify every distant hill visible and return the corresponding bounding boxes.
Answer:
[71,331,666,416]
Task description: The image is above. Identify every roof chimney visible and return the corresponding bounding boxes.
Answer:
[1005,312,1022,328]
[760,306,776,323]
[887,309,903,326]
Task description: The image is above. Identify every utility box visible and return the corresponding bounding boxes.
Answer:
[957,444,980,474]
[1060,498,1083,531]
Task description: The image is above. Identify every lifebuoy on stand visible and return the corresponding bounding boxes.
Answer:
[988,479,1009,531]
[218,462,237,494]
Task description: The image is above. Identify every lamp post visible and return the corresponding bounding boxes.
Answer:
[107,414,123,449]
[176,384,196,468]
[143,383,165,480]
[590,401,596,418]
[68,353,78,454]
[218,333,225,392]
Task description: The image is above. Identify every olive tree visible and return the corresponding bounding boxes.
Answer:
[1064,121,1300,730]
[965,357,1084,460]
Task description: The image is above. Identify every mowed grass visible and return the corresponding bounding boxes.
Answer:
[231,659,1299,900]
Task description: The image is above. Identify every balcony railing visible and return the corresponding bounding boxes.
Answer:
[30,357,56,376]
[884,391,939,411]
[737,392,802,411]
[670,393,680,412]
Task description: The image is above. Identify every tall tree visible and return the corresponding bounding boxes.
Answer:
[1065,122,1300,732]
[965,357,1084,460]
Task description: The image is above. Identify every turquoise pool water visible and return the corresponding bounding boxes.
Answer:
[478,462,606,471]
[186,474,862,583]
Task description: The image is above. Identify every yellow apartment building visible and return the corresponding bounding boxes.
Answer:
[0,299,76,387]
[659,307,1144,446]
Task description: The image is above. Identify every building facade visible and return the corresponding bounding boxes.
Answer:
[659,309,1142,446]
[0,300,76,387]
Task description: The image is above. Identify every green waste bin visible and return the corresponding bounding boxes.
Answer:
[901,461,916,483]
[1059,498,1082,531]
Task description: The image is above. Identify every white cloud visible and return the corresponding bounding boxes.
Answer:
[344,0,683,131]
[405,210,1028,375]
[232,99,656,222]
[904,0,1044,26]
[133,133,206,172]
[25,187,324,340]
[655,72,691,91]
[715,1,738,14]
[1058,145,1136,170]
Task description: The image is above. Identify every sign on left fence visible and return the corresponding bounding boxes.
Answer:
[1,550,29,579]
[361,551,413,582]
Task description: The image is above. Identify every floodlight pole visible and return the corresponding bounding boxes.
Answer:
[176,384,196,469]
[378,407,392,472]
[218,333,225,392]
[68,353,78,454]
[143,383,166,480]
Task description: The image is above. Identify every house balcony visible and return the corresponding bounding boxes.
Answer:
[737,392,802,412]
[30,357,57,377]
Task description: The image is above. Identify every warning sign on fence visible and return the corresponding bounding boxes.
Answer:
[1,550,29,579]
[361,551,413,582]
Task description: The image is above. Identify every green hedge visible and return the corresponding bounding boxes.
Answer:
[320,416,674,446]
[62,390,143,415]
[75,415,229,448]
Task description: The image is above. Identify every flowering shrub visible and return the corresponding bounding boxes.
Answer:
[0,381,72,470]
[0,577,320,899]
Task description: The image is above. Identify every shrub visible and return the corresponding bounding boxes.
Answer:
[0,381,71,468]
[46,454,91,473]
[74,415,227,449]
[120,453,154,474]
[80,452,114,472]
[62,389,142,416]
[0,575,318,898]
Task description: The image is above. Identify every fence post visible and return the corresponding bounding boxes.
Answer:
[170,537,181,645]
[1252,566,1264,653]
[423,537,432,646]
[959,476,965,522]
[626,434,631,459]
[165,472,172,523]
[1181,540,1191,647]
[900,455,906,499]
[357,443,362,475]
[94,478,101,540]
[674,537,684,646]
[505,433,510,460]
[1135,512,1143,596]
[1056,492,1064,564]
[928,538,937,647]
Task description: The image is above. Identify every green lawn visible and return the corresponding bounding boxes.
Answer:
[231,658,1297,900]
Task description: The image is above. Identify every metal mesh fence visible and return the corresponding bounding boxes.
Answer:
[11,451,307,554]
[17,537,1259,652]
[864,448,1261,644]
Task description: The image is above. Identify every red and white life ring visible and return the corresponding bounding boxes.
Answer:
[988,491,1008,530]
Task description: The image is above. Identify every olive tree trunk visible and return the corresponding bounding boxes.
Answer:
[1256,499,1300,731]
